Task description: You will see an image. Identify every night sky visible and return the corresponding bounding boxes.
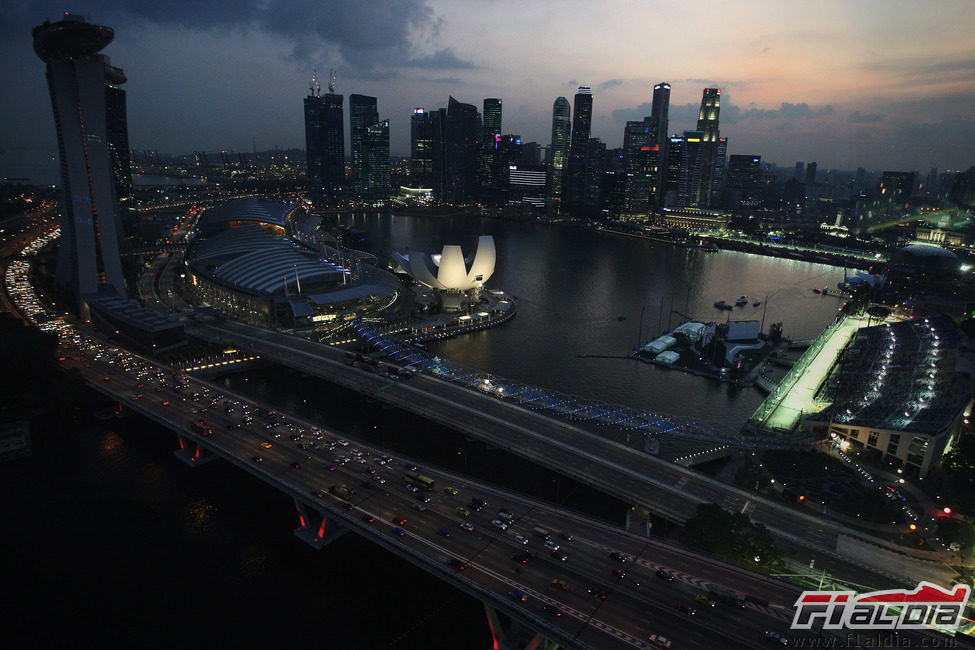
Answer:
[3,1,974,183]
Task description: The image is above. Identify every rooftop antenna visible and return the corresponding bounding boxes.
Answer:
[328,68,336,94]
[309,69,320,98]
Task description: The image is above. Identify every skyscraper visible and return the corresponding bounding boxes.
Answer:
[566,86,593,212]
[304,71,344,205]
[104,63,131,203]
[350,94,379,194]
[410,108,434,185]
[444,96,481,202]
[547,96,571,207]
[725,154,762,209]
[695,88,722,207]
[622,119,654,216]
[648,82,671,209]
[361,120,390,201]
[478,97,503,193]
[33,14,128,311]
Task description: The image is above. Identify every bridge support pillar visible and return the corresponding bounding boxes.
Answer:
[625,506,652,537]
[482,603,560,650]
[173,434,217,467]
[293,499,346,549]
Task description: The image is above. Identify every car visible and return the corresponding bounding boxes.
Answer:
[550,550,567,561]
[449,558,467,571]
[292,462,302,469]
[513,534,528,545]
[558,531,574,541]
[391,527,405,536]
[343,503,355,511]
[507,589,527,602]
[611,568,626,579]
[412,503,427,511]
[695,594,715,607]
[763,631,789,646]
[678,603,696,616]
[392,517,407,525]
[459,522,474,532]
[406,484,420,493]
[551,579,570,591]
[437,527,452,538]
[374,476,386,484]
[513,552,535,564]
[361,514,375,523]
[655,569,675,581]
[404,463,417,471]
[325,464,336,471]
[417,495,432,503]
[542,604,562,617]
[456,506,471,517]
[253,456,263,463]
[492,519,508,530]
[588,588,608,600]
[610,551,628,564]
[647,633,673,648]
[443,487,459,495]
[544,539,560,550]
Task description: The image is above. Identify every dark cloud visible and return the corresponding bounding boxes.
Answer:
[597,79,623,91]
[611,103,652,123]
[405,48,475,69]
[742,102,832,120]
[7,0,450,75]
[848,111,884,124]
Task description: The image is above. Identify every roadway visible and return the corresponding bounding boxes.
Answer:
[57,332,811,650]
[191,316,959,588]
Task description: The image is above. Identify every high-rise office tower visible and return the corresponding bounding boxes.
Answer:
[805,162,818,188]
[104,63,131,203]
[547,96,571,207]
[350,94,379,194]
[566,86,593,211]
[478,98,503,193]
[664,135,684,207]
[33,14,128,311]
[725,154,762,209]
[361,120,390,201]
[444,96,481,202]
[429,107,448,200]
[410,108,434,185]
[648,82,671,208]
[304,71,344,205]
[622,119,654,216]
[695,88,722,206]
[678,130,705,208]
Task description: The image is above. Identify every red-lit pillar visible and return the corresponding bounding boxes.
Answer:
[293,498,346,549]
[172,434,216,467]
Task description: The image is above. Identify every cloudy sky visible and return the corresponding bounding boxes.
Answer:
[3,0,974,183]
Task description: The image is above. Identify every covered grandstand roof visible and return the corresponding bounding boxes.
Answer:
[196,196,295,234]
[811,315,971,434]
[188,225,347,296]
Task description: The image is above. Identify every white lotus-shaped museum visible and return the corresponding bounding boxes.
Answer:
[392,235,496,291]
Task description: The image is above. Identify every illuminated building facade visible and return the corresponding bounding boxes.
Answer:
[33,14,128,313]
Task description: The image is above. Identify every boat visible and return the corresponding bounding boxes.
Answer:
[752,301,761,307]
[714,300,733,311]
[735,296,748,306]
[617,315,627,322]
[812,288,822,294]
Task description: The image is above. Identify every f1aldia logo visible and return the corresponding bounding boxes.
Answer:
[791,581,970,631]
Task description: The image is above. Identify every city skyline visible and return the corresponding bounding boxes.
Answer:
[3,1,975,184]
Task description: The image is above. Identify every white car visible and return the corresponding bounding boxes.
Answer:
[513,535,528,545]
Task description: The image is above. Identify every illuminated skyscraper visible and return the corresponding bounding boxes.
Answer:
[304,71,344,205]
[350,94,379,194]
[33,14,128,311]
[361,120,390,202]
[478,97,502,192]
[566,86,593,211]
[547,96,571,206]
[696,88,723,206]
[410,108,434,184]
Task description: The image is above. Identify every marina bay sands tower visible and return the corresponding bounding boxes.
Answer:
[33,14,128,314]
